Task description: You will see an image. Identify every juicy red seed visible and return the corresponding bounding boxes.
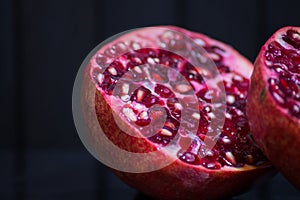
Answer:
[107,61,126,79]
[130,86,151,103]
[287,101,300,118]
[202,161,222,169]
[159,52,182,68]
[283,29,300,50]
[99,74,115,94]
[96,54,108,67]
[180,62,205,83]
[265,33,300,115]
[148,134,171,145]
[235,79,249,91]
[279,76,294,97]
[204,46,224,62]
[179,152,199,164]
[135,112,151,127]
[154,84,175,98]
[166,97,180,108]
[269,85,286,106]
[197,114,209,135]
[164,117,179,132]
[166,98,182,119]
[196,88,212,103]
[143,95,162,108]
[217,65,231,73]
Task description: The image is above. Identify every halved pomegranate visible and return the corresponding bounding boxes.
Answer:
[80,26,272,200]
[247,26,300,190]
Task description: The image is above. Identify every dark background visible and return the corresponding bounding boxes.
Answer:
[1,0,300,199]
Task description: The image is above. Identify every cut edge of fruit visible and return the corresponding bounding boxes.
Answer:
[259,26,300,121]
[88,26,270,171]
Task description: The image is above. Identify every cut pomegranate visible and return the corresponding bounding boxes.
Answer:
[247,26,300,190]
[81,26,272,200]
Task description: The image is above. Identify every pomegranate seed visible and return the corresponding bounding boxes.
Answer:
[155,84,175,98]
[288,101,300,118]
[131,86,151,103]
[136,111,151,127]
[143,95,162,108]
[122,107,137,122]
[160,129,173,136]
[179,152,198,164]
[283,29,300,49]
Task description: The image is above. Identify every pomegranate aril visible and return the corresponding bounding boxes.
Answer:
[203,161,222,169]
[104,47,117,58]
[107,61,126,79]
[181,62,205,83]
[136,111,151,127]
[267,42,282,58]
[160,128,173,136]
[225,152,237,165]
[148,134,171,145]
[130,41,141,50]
[179,152,199,164]
[130,86,151,103]
[197,114,209,135]
[283,29,300,49]
[122,107,137,122]
[174,83,193,94]
[159,32,185,51]
[279,76,295,97]
[217,65,231,73]
[154,84,175,98]
[288,101,300,118]
[272,65,289,77]
[143,94,162,108]
[197,88,212,103]
[204,46,224,62]
[96,53,108,68]
[99,74,115,94]
[113,42,128,54]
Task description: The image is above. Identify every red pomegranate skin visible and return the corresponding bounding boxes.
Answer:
[81,26,273,200]
[247,26,300,190]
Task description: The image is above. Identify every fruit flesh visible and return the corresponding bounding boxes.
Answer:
[265,30,300,118]
[91,27,268,170]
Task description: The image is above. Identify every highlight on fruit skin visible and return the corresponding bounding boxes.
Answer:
[74,26,273,200]
[247,26,300,190]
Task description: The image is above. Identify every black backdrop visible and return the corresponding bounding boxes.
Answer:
[1,0,300,199]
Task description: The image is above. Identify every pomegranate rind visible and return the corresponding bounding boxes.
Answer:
[81,26,273,199]
[247,26,300,190]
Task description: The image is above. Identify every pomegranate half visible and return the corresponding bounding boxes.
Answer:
[80,26,272,200]
[247,26,300,190]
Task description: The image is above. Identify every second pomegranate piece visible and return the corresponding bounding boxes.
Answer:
[247,26,300,190]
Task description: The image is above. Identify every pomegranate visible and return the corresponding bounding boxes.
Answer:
[80,26,272,200]
[247,26,300,190]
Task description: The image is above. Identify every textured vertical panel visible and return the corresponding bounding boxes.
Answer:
[185,0,258,61]
[103,0,177,36]
[21,0,95,148]
[0,1,14,148]
[18,0,105,199]
[0,0,18,198]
